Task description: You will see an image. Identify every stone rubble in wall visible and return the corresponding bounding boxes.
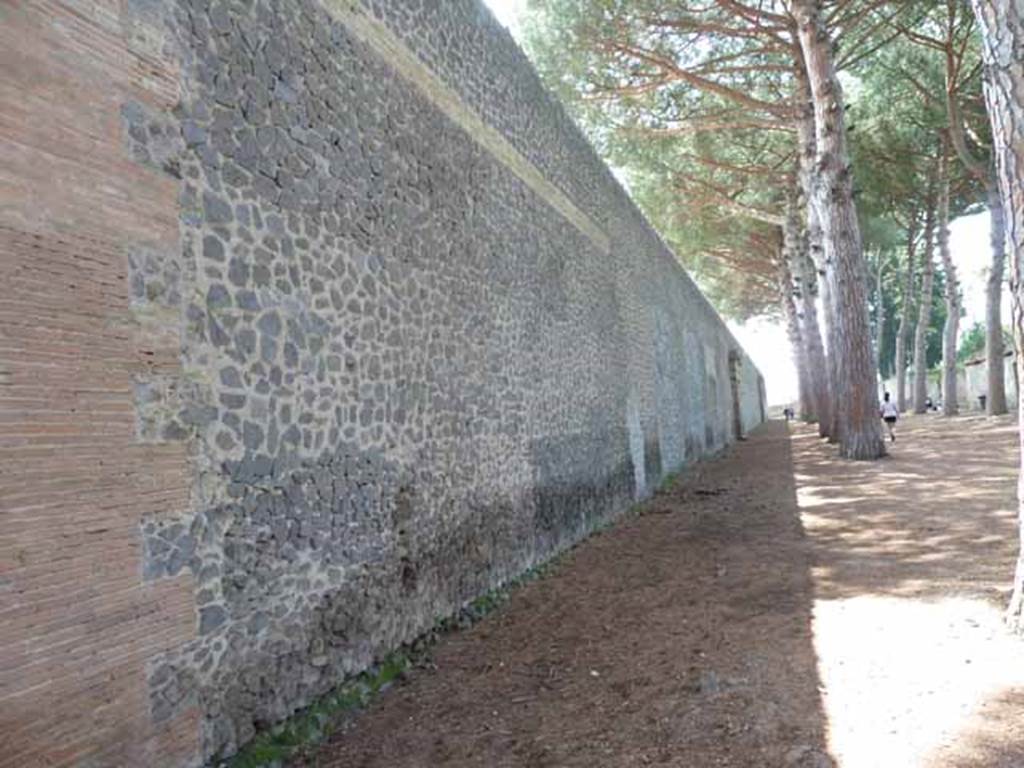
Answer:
[116,0,761,761]
[130,0,626,758]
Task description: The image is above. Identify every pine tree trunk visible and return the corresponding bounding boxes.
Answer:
[821,268,841,442]
[942,22,1008,417]
[793,0,884,459]
[794,60,833,440]
[937,142,960,415]
[875,259,885,382]
[913,196,937,414]
[784,185,829,425]
[798,244,831,430]
[782,200,813,420]
[780,250,812,420]
[985,179,1009,414]
[810,229,842,442]
[970,0,1024,631]
[895,218,918,412]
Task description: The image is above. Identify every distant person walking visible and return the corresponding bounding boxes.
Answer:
[880,392,899,443]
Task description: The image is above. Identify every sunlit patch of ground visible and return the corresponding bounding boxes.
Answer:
[304,417,1020,768]
[793,414,1024,768]
[303,421,833,768]
[815,596,1024,767]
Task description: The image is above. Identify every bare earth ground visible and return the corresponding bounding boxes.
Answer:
[798,414,1024,768]
[301,415,1024,768]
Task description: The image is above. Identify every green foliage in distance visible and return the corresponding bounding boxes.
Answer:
[958,322,987,363]
[521,0,793,322]
[521,0,990,340]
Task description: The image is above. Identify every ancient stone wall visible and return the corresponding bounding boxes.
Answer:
[0,1,763,765]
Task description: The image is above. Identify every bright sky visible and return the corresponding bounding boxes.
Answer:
[732,212,1000,406]
[482,0,1002,407]
[484,0,527,36]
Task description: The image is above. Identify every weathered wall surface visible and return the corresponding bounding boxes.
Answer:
[0,3,200,766]
[964,353,1017,410]
[0,1,764,765]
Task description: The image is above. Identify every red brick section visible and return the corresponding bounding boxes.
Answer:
[0,3,198,766]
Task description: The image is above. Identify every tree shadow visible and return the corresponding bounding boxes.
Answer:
[923,687,1024,767]
[791,414,1019,605]
[790,416,1024,767]
[305,421,834,767]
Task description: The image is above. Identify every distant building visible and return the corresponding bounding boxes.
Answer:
[964,350,1018,411]
[880,367,967,410]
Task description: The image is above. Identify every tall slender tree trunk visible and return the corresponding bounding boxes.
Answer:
[793,76,833,439]
[820,264,841,442]
[798,241,831,430]
[784,183,829,425]
[969,0,1024,630]
[780,247,812,419]
[913,174,938,414]
[810,219,841,442]
[874,257,886,384]
[792,0,884,459]
[781,200,813,420]
[943,31,1009,418]
[895,216,919,412]
[794,47,834,442]
[985,179,1009,414]
[937,137,960,415]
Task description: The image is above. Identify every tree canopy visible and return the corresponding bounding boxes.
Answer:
[523,0,981,335]
[521,0,1024,624]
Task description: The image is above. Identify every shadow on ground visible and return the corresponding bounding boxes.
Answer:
[792,414,1018,604]
[924,688,1024,767]
[300,415,1024,767]
[791,414,1024,768]
[301,421,832,767]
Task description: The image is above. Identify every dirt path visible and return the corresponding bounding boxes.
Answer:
[302,416,1024,767]
[795,414,1024,767]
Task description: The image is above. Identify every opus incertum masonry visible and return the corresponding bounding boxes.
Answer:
[0,1,764,764]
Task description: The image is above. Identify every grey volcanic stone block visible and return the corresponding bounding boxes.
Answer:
[139,0,765,762]
[198,605,228,635]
